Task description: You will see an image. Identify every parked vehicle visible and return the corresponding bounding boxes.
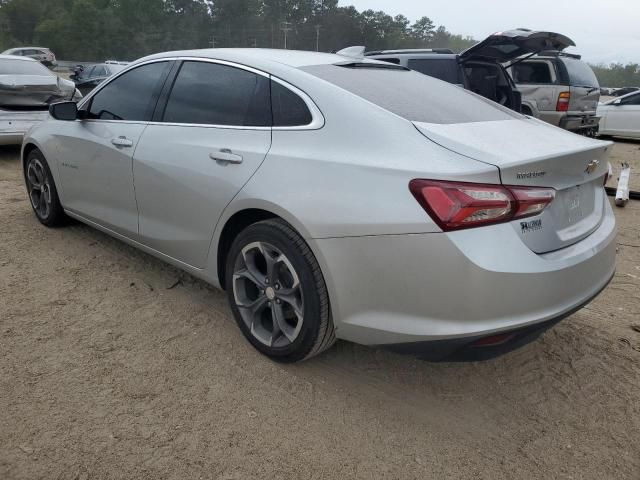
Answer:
[359,29,575,113]
[23,49,616,362]
[507,51,600,134]
[0,55,81,145]
[70,62,129,95]
[610,86,639,97]
[597,90,640,139]
[1,47,57,68]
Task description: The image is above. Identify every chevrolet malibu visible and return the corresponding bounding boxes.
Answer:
[21,49,617,362]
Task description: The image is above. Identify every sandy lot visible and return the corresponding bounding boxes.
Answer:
[1,141,639,480]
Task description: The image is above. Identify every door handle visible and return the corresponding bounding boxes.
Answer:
[210,149,243,164]
[111,136,133,148]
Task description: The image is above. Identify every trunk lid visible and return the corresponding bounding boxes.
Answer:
[0,74,74,107]
[414,118,611,253]
[460,29,575,63]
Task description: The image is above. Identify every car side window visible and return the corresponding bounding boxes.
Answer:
[512,62,553,84]
[621,94,640,106]
[92,65,107,77]
[407,58,462,84]
[162,61,271,127]
[271,81,312,127]
[87,62,169,121]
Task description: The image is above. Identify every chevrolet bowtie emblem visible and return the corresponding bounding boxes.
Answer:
[585,159,599,174]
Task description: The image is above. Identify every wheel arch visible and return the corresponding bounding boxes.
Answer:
[212,202,324,291]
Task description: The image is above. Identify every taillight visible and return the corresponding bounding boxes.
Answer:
[409,180,555,231]
[556,91,570,112]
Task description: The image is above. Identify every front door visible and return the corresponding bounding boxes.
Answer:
[133,60,273,268]
[604,92,640,136]
[55,61,171,236]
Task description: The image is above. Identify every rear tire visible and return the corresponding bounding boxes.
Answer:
[25,149,67,227]
[225,218,335,362]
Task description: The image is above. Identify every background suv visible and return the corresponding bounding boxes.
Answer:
[1,47,57,68]
[508,51,600,135]
[363,29,575,114]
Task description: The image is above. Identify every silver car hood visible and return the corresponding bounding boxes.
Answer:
[0,74,76,107]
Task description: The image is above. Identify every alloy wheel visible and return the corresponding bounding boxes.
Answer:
[232,241,304,348]
[26,158,52,220]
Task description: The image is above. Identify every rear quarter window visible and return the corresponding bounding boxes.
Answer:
[512,62,553,84]
[302,64,518,124]
[560,58,599,88]
[407,58,462,84]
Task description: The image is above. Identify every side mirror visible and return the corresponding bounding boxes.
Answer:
[49,101,78,121]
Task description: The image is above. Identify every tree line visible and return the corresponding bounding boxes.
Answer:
[0,0,637,87]
[0,0,475,60]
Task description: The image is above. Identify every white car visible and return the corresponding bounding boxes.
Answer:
[597,91,640,139]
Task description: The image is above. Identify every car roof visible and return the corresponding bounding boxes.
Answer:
[366,48,455,56]
[0,54,39,62]
[137,48,373,74]
[7,47,49,51]
[367,51,458,60]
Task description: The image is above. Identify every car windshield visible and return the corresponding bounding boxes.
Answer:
[0,59,53,76]
[302,64,518,124]
[561,58,599,88]
[108,64,127,75]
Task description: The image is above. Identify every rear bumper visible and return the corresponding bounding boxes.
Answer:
[538,111,600,131]
[0,111,49,145]
[385,270,613,361]
[313,199,617,347]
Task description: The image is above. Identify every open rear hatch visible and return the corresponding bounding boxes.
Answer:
[414,118,611,253]
[459,29,575,63]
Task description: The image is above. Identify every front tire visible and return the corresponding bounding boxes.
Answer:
[25,149,66,227]
[225,219,335,362]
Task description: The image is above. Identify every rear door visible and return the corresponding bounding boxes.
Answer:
[132,60,272,268]
[56,61,171,236]
[509,59,563,114]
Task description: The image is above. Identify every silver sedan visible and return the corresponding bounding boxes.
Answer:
[21,49,616,362]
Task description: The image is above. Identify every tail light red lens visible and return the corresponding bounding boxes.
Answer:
[556,91,570,112]
[409,180,555,231]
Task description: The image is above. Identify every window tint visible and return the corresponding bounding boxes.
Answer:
[512,62,552,84]
[88,62,168,121]
[271,81,312,126]
[302,64,518,125]
[561,58,599,88]
[407,58,462,84]
[376,57,401,65]
[91,65,107,77]
[163,61,271,126]
[621,93,640,106]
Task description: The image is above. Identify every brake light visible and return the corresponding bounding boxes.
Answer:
[409,180,555,231]
[556,91,570,112]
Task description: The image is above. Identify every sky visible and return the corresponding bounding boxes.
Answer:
[346,0,640,65]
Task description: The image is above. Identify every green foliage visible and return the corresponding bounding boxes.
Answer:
[591,63,640,88]
[0,0,476,60]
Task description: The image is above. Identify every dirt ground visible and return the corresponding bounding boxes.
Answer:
[1,140,639,480]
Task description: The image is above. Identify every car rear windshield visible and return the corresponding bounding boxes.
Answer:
[561,58,599,88]
[0,59,53,76]
[407,58,462,84]
[301,64,518,124]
